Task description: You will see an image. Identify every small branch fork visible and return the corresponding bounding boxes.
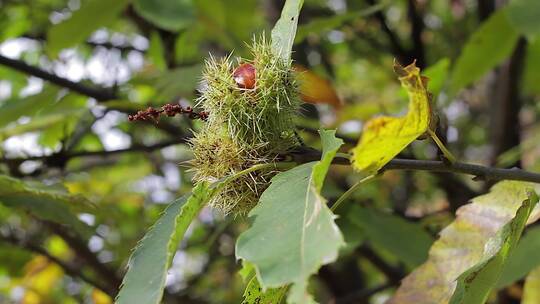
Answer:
[128,103,208,122]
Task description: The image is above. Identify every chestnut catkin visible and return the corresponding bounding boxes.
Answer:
[190,39,300,215]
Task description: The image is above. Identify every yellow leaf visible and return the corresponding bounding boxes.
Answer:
[294,64,342,108]
[351,60,432,174]
[523,266,540,304]
[388,181,540,304]
[92,288,112,304]
[21,256,64,302]
[21,291,40,304]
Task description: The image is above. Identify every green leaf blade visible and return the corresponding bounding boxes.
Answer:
[449,9,519,95]
[497,226,540,287]
[0,86,59,129]
[389,181,539,304]
[236,130,344,303]
[0,175,93,238]
[271,0,304,63]
[506,0,540,39]
[133,0,196,32]
[449,191,538,304]
[115,183,211,304]
[347,205,433,268]
[294,4,382,44]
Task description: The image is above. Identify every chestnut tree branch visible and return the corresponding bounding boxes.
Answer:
[0,54,117,101]
[0,231,116,296]
[287,150,540,184]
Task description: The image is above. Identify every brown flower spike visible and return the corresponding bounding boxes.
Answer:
[128,104,208,122]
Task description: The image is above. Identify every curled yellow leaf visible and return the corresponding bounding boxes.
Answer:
[351,60,432,174]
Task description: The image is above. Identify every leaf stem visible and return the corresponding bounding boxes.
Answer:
[331,174,377,212]
[427,129,456,164]
[213,162,296,193]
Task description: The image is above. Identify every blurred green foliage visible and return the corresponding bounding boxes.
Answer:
[0,0,539,303]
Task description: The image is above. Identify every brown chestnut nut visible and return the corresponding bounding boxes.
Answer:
[233,63,256,89]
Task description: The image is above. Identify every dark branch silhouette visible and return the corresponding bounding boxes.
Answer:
[0,54,117,101]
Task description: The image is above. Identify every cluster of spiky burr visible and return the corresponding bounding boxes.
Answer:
[190,39,301,215]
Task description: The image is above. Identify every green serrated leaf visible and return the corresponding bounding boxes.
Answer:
[47,0,131,56]
[0,175,93,238]
[389,181,540,304]
[449,9,519,95]
[347,205,433,268]
[236,130,344,304]
[115,182,212,304]
[133,0,195,32]
[271,0,304,63]
[449,191,538,304]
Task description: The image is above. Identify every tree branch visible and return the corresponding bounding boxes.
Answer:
[44,221,122,292]
[6,139,540,184]
[1,138,188,166]
[1,231,116,296]
[383,159,540,183]
[0,54,117,101]
[287,150,540,184]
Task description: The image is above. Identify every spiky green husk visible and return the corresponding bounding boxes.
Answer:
[191,38,300,215]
